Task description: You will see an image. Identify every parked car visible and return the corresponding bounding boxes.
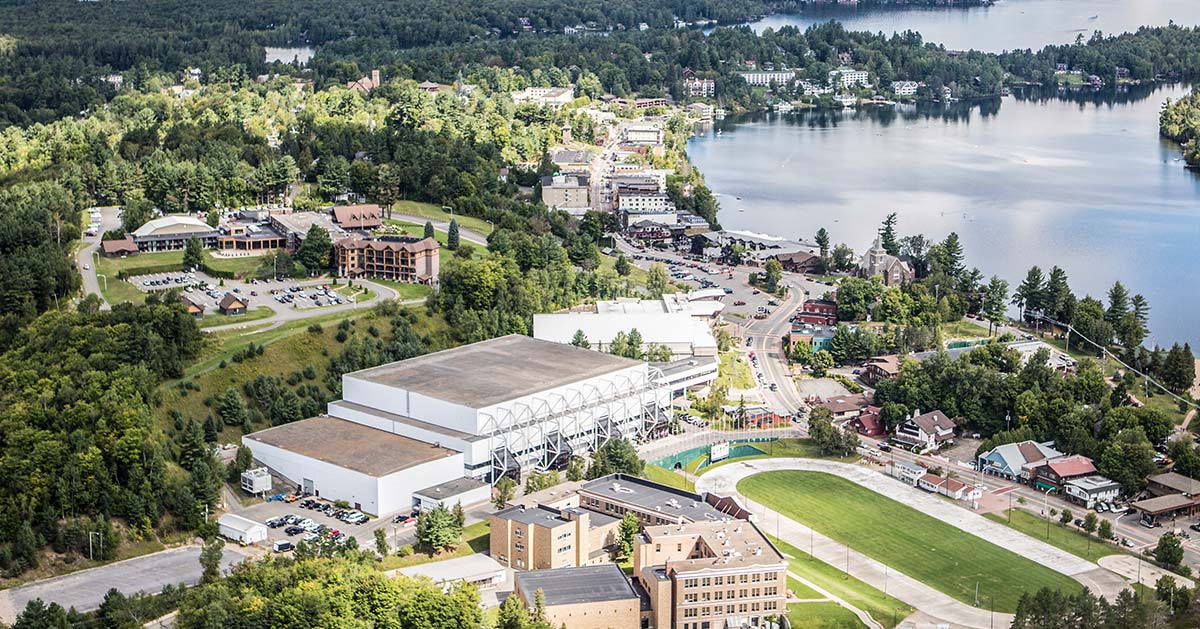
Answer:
[284,525,305,536]
[734,300,746,306]
[265,517,285,528]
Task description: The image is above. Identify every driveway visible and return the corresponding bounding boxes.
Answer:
[388,212,488,246]
[696,459,1132,628]
[76,206,121,310]
[0,545,246,624]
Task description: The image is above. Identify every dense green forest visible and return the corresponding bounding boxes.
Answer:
[1160,91,1200,166]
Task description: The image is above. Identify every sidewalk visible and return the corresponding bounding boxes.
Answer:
[697,459,1133,627]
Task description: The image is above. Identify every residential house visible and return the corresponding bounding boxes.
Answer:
[101,236,139,257]
[347,70,381,94]
[848,406,885,437]
[511,86,575,109]
[861,354,902,386]
[218,293,247,315]
[890,80,920,96]
[976,440,1064,482]
[815,393,873,421]
[857,236,914,287]
[893,410,956,453]
[789,323,836,353]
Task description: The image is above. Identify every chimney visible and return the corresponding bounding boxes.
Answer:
[371,70,380,88]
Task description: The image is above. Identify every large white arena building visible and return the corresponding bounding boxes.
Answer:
[243,335,669,514]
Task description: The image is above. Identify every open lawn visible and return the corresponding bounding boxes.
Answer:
[787,602,866,629]
[985,509,1121,562]
[941,319,991,340]
[369,278,434,301]
[376,521,490,571]
[598,253,650,287]
[642,464,695,492]
[771,536,911,629]
[198,305,275,328]
[391,200,494,237]
[787,576,823,600]
[740,471,1081,612]
[382,218,487,266]
[717,352,754,390]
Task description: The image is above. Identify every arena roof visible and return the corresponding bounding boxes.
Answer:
[243,416,457,477]
[346,335,641,409]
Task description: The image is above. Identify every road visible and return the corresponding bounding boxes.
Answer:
[0,545,247,624]
[197,278,410,334]
[76,205,122,310]
[388,212,488,246]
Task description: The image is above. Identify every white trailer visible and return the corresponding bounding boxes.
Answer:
[217,513,268,545]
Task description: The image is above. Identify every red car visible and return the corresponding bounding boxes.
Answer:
[733,300,746,306]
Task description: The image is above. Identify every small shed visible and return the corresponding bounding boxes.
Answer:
[218,513,268,545]
[413,477,491,513]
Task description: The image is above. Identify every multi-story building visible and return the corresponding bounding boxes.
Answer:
[684,78,715,98]
[829,68,870,89]
[795,298,837,326]
[489,503,621,570]
[578,474,750,528]
[625,122,665,145]
[857,236,914,287]
[513,564,644,629]
[541,174,591,212]
[620,193,676,219]
[511,86,576,109]
[332,235,439,283]
[130,216,219,252]
[893,410,957,453]
[633,520,788,629]
[737,71,795,87]
[890,80,920,96]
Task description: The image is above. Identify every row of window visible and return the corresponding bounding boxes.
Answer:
[683,587,777,603]
[682,572,778,589]
[681,600,778,618]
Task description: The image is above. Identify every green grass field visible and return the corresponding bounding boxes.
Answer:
[984,509,1121,561]
[368,278,434,301]
[198,305,275,328]
[382,218,488,266]
[740,471,1081,612]
[717,352,754,390]
[391,200,494,237]
[787,602,866,629]
[771,536,912,629]
[941,319,991,340]
[376,521,490,571]
[642,464,695,492]
[787,576,823,600]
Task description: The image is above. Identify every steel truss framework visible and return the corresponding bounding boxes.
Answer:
[482,366,667,483]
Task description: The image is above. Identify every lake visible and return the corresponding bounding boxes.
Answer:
[686,83,1200,349]
[734,0,1200,52]
[264,46,315,65]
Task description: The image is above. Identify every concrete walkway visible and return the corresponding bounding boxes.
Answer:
[787,569,883,629]
[697,459,1132,628]
[1098,555,1195,589]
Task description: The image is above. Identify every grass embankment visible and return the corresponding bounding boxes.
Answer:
[772,536,912,629]
[740,471,1081,612]
[787,602,866,629]
[941,319,991,340]
[94,249,270,304]
[382,218,488,267]
[198,306,276,328]
[984,509,1121,561]
[391,200,494,238]
[642,465,695,492]
[376,521,490,571]
[699,439,859,473]
[369,278,434,301]
[157,308,451,440]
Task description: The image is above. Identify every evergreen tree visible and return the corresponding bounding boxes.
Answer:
[1043,266,1072,322]
[374,528,389,557]
[216,387,248,426]
[447,219,460,250]
[614,254,631,276]
[814,227,830,261]
[1105,281,1130,324]
[570,329,590,349]
[878,212,899,256]
[1012,265,1045,321]
[424,221,435,239]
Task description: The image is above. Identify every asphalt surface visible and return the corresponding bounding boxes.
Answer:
[388,212,488,246]
[76,205,122,310]
[0,546,246,624]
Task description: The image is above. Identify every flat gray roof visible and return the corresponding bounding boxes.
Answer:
[516,564,636,607]
[580,474,727,523]
[244,416,457,477]
[414,476,488,500]
[347,335,641,408]
[493,504,572,527]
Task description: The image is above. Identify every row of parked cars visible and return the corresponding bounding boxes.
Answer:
[272,285,349,307]
[298,498,369,524]
[265,514,351,547]
[141,272,196,288]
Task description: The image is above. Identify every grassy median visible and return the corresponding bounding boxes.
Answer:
[740,471,1081,612]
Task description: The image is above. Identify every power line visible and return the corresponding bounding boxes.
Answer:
[1029,313,1198,411]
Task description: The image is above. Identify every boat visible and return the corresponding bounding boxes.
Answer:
[716,129,723,136]
[1089,15,1099,20]
[736,196,742,200]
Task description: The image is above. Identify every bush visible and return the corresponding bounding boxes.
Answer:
[397,544,414,557]
[307,323,323,334]
[334,328,348,343]
[832,374,864,394]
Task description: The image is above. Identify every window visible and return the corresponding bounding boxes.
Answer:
[765,572,778,582]
[557,545,572,553]
[517,559,525,568]
[751,573,761,583]
[515,542,525,552]
[683,609,698,619]
[514,529,523,539]
[684,593,697,603]
[714,576,724,586]
[701,577,711,587]
[655,544,661,552]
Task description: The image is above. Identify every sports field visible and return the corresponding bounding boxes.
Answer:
[738,471,1081,612]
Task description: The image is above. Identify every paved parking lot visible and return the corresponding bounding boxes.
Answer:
[127,271,365,314]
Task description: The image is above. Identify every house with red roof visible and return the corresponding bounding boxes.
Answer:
[848,405,885,437]
[917,473,981,502]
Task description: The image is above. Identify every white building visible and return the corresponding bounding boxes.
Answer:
[738,71,795,87]
[240,467,272,494]
[390,554,507,592]
[890,80,920,96]
[624,122,664,145]
[684,78,715,98]
[412,477,492,513]
[533,312,718,359]
[218,513,268,545]
[511,86,575,109]
[1064,476,1122,509]
[829,68,870,89]
[619,194,676,226]
[245,336,669,514]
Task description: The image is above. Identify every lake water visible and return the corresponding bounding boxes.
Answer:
[687,83,1200,348]
[736,0,1200,52]
[264,46,315,65]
